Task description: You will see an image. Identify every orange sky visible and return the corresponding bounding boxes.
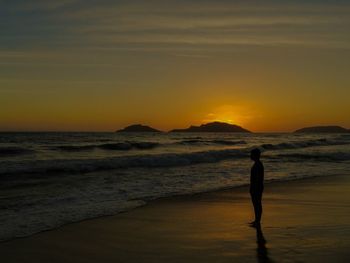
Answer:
[1,1,350,132]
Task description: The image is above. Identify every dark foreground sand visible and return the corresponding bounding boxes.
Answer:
[1,175,350,263]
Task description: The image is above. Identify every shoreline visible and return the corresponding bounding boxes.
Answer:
[1,173,350,262]
[0,173,345,243]
[0,173,336,244]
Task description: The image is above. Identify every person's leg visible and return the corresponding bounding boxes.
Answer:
[255,192,263,224]
[255,198,262,223]
[251,194,259,223]
[249,193,255,224]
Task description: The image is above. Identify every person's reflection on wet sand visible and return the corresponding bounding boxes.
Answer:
[256,225,273,263]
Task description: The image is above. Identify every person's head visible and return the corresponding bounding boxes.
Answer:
[250,148,261,161]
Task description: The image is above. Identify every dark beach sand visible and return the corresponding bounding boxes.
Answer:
[1,175,350,263]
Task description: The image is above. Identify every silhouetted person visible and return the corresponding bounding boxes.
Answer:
[250,148,264,227]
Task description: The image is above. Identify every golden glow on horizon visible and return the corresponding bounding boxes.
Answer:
[1,1,350,132]
[202,105,253,128]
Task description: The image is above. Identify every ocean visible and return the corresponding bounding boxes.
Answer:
[1,132,350,241]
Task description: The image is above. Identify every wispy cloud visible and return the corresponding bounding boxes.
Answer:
[87,2,350,49]
[1,1,350,54]
[4,0,81,12]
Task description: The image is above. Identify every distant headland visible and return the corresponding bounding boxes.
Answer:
[116,124,162,133]
[116,122,251,133]
[294,126,350,133]
[170,122,251,133]
[116,123,349,133]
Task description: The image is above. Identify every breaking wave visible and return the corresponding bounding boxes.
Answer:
[260,138,347,150]
[176,139,246,146]
[0,147,34,156]
[1,137,349,177]
[0,148,247,176]
[56,141,160,152]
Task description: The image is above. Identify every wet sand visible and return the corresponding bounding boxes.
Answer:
[1,175,350,262]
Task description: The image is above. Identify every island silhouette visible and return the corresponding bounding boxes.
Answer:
[294,125,350,133]
[170,121,251,133]
[116,123,349,133]
[116,124,162,133]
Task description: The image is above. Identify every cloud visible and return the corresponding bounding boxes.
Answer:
[3,0,81,12]
[1,0,349,53]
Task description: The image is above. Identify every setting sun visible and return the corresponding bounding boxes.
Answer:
[202,105,254,129]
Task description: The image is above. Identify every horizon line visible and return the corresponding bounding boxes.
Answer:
[1,122,348,134]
